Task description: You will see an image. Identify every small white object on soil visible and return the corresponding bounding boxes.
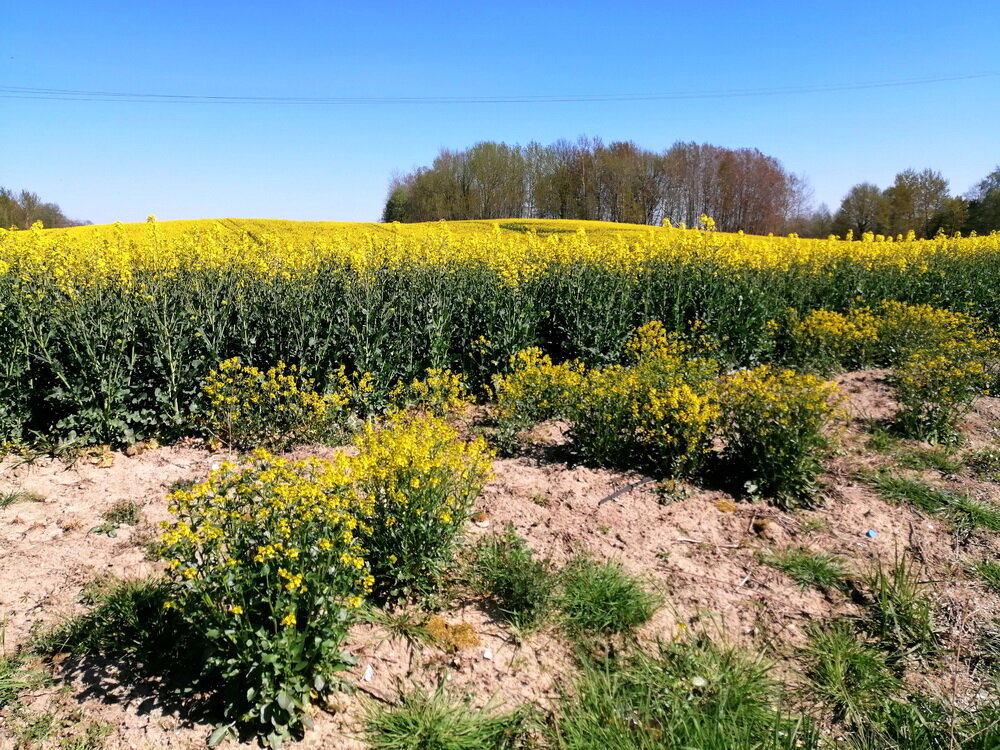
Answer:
[362,664,374,682]
[483,648,493,660]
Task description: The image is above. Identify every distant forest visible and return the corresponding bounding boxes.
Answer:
[383,138,1000,238]
[0,187,88,230]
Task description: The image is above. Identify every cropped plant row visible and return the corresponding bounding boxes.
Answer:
[2,219,1000,446]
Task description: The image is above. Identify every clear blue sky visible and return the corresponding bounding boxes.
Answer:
[3,0,999,225]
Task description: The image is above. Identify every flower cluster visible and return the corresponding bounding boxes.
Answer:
[199,357,352,450]
[389,367,472,416]
[716,366,844,508]
[352,412,493,600]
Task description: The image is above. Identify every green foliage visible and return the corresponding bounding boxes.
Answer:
[894,446,962,474]
[199,357,356,451]
[551,636,817,749]
[0,489,44,511]
[861,555,938,659]
[389,368,472,416]
[759,547,848,591]
[845,695,1000,750]
[557,557,658,637]
[716,365,843,507]
[470,526,556,632]
[0,654,47,710]
[800,621,902,728]
[364,688,527,750]
[352,413,494,602]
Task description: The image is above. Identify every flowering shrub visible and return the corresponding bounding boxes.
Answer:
[716,366,843,508]
[389,368,472,416]
[784,308,878,374]
[159,450,373,744]
[873,301,986,366]
[891,350,989,443]
[352,413,494,600]
[491,347,586,436]
[199,358,352,451]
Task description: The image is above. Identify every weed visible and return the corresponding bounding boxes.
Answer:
[88,499,142,537]
[364,687,527,750]
[800,621,902,728]
[102,499,141,525]
[797,516,828,534]
[760,548,848,591]
[866,427,900,453]
[972,559,1000,592]
[557,557,658,637]
[860,555,938,659]
[552,636,817,749]
[32,577,188,672]
[471,526,556,632]
[0,489,44,510]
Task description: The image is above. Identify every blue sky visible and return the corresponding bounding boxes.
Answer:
[3,0,999,225]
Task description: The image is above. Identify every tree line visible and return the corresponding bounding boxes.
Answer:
[382,138,1000,238]
[0,187,87,230]
[383,138,807,235]
[831,167,1000,239]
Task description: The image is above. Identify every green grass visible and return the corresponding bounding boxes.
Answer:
[844,695,1000,750]
[470,526,556,632]
[364,688,527,750]
[551,637,818,749]
[965,448,1000,481]
[0,654,45,710]
[557,557,659,638]
[32,577,188,676]
[895,446,962,474]
[800,621,902,728]
[760,547,848,591]
[873,472,1000,533]
[861,555,938,659]
[972,558,1000,592]
[0,489,45,510]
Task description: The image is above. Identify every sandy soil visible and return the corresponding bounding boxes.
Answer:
[2,372,1000,748]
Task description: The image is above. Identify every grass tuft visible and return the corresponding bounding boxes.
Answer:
[873,472,1000,533]
[972,559,1000,592]
[760,547,848,591]
[552,636,817,749]
[557,557,658,638]
[364,688,527,750]
[470,526,556,632]
[800,621,902,728]
[860,555,938,659]
[0,489,45,510]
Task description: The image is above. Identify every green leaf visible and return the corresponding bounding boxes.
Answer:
[207,724,233,747]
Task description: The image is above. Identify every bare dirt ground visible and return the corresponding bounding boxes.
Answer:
[2,371,1000,748]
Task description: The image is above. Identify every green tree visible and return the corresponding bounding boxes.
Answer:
[966,166,1000,234]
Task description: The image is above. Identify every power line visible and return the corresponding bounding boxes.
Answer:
[1,71,996,105]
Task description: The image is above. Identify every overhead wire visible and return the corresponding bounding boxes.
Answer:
[0,71,996,105]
